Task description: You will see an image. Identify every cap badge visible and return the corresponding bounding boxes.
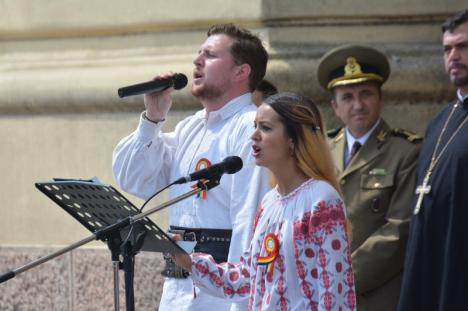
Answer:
[344,57,363,76]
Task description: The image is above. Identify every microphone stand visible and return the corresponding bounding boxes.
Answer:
[0,178,220,311]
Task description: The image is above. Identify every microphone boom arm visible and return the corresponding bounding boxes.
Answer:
[134,178,220,222]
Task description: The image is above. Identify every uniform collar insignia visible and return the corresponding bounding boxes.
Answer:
[376,130,387,142]
[334,128,345,143]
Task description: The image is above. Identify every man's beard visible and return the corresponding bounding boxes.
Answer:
[448,62,468,87]
[451,74,468,87]
[191,83,224,101]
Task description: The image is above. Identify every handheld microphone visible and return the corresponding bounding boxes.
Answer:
[174,156,243,185]
[118,73,188,98]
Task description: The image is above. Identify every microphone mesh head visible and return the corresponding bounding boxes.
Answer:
[173,73,188,90]
[223,156,243,174]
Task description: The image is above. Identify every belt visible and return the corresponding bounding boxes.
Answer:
[170,226,232,244]
[161,226,232,279]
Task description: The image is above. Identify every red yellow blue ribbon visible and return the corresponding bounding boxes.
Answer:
[257,233,279,273]
[190,158,211,200]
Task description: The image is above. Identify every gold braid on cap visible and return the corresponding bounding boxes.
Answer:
[327,57,384,89]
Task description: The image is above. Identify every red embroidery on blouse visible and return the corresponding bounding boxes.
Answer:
[252,204,264,233]
[193,258,251,298]
[293,199,356,310]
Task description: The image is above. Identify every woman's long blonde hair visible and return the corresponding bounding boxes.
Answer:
[264,92,341,193]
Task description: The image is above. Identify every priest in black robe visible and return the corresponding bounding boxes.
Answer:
[398,9,468,311]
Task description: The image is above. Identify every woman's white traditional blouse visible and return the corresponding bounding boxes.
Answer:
[190,179,356,310]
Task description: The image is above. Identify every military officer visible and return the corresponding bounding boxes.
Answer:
[317,45,422,311]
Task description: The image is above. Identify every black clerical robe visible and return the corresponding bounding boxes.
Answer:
[398,99,468,310]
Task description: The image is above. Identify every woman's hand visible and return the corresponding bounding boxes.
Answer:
[168,232,192,271]
[173,253,192,271]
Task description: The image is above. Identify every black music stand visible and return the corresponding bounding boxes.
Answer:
[0,177,219,310]
[34,179,188,311]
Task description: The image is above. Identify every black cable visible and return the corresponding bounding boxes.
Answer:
[138,181,176,212]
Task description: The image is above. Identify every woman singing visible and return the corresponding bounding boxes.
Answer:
[175,92,356,310]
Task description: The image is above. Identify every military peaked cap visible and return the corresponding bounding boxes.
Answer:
[317,44,390,90]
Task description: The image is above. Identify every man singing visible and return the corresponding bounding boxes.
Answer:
[113,24,270,310]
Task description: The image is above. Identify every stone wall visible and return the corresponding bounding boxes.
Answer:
[0,246,165,310]
[0,1,465,310]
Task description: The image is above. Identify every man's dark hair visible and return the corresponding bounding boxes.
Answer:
[255,79,278,99]
[442,9,468,33]
[207,23,268,91]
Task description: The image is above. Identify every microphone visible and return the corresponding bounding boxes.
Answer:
[174,156,243,185]
[118,73,188,98]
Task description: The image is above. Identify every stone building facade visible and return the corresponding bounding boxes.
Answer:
[0,1,465,309]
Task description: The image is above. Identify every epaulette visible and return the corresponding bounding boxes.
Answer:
[327,127,343,139]
[390,128,423,143]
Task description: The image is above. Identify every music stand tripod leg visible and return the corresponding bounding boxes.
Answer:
[121,223,148,311]
[112,261,120,311]
[106,231,123,311]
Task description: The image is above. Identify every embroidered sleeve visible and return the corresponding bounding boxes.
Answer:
[293,197,356,310]
[190,252,251,302]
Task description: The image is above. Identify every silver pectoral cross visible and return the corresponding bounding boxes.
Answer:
[413,175,431,215]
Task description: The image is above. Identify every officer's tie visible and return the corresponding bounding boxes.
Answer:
[346,141,362,167]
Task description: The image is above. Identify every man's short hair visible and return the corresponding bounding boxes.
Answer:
[207,23,268,91]
[442,9,468,33]
[255,79,278,99]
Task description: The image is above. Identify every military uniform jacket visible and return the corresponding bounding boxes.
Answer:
[328,119,421,311]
